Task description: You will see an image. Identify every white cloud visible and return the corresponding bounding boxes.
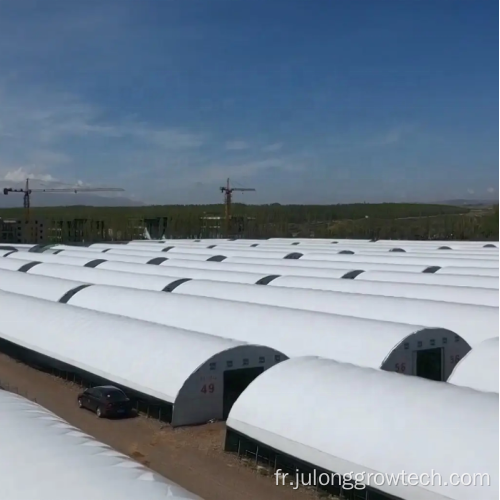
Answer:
[467,188,475,194]
[378,130,402,145]
[365,124,417,148]
[262,142,283,152]
[1,166,58,183]
[9,97,205,150]
[197,157,304,185]
[144,129,205,149]
[225,140,250,151]
[0,84,206,149]
[28,150,73,167]
[0,82,208,197]
[0,82,302,202]
[487,187,495,193]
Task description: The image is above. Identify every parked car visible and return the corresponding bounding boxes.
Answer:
[77,385,132,418]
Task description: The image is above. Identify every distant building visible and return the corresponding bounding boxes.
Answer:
[0,218,107,244]
[144,217,169,239]
[200,215,255,238]
[42,219,107,243]
[0,218,46,244]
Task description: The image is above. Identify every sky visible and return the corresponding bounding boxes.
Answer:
[0,0,497,205]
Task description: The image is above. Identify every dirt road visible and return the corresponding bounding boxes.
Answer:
[0,353,317,500]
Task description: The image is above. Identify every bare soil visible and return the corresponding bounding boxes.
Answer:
[0,353,320,500]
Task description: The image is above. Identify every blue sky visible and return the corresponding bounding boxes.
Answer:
[0,0,497,204]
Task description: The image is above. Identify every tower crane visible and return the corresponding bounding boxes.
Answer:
[220,178,255,236]
[3,178,125,221]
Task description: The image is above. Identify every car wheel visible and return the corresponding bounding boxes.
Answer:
[96,407,103,418]
[78,398,83,408]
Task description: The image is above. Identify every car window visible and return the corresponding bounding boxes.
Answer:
[104,389,128,402]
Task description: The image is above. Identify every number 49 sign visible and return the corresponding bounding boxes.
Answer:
[201,383,215,394]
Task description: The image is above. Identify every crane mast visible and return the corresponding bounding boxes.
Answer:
[220,178,255,236]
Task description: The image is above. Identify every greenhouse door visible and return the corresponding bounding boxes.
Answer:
[416,348,443,381]
[223,367,264,419]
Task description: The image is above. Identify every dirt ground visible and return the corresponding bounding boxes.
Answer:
[0,353,321,500]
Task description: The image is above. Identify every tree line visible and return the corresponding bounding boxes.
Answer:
[0,203,497,242]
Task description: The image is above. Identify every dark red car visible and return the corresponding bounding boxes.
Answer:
[77,385,132,418]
